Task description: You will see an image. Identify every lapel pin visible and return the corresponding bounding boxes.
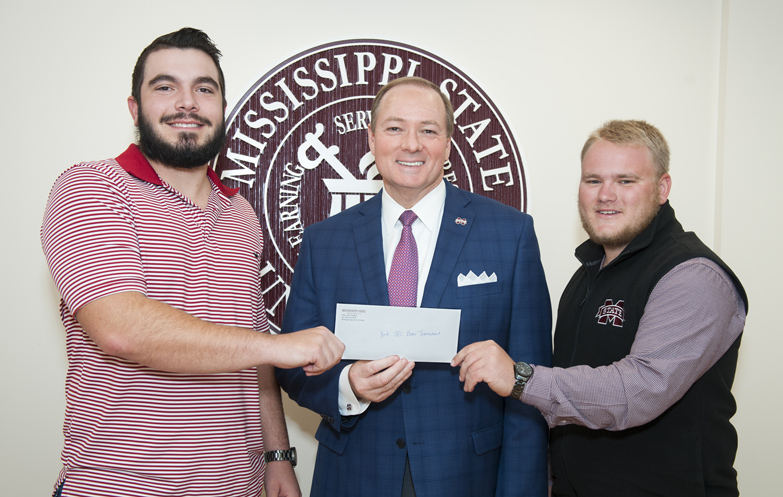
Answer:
[455,217,467,225]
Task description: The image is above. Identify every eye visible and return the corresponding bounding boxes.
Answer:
[197,87,215,94]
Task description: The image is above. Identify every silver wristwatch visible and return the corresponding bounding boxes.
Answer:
[264,447,297,467]
[509,362,533,400]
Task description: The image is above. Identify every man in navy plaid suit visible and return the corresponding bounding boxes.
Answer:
[276,76,552,497]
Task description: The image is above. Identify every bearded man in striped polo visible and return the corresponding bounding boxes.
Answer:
[41,27,343,497]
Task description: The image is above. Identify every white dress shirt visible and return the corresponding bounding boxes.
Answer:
[338,181,446,415]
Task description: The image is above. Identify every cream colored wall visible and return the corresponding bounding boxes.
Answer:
[719,0,782,490]
[1,0,778,495]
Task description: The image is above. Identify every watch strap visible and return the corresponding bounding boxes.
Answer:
[264,447,297,467]
[509,362,533,400]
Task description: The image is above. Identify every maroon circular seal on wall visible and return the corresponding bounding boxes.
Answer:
[213,39,527,331]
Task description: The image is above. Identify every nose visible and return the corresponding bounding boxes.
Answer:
[401,129,422,152]
[175,90,198,112]
[598,182,616,202]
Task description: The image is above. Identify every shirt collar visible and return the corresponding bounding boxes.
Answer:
[116,144,239,197]
[381,180,446,231]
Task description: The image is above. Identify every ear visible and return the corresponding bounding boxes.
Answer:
[657,173,672,204]
[128,96,140,127]
[367,126,376,155]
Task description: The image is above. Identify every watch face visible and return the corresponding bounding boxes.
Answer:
[515,362,533,377]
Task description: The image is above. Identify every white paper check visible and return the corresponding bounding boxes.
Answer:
[334,303,461,363]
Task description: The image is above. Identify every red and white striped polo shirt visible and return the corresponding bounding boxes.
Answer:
[41,145,269,497]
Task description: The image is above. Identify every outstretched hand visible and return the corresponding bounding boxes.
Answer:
[348,356,415,403]
[273,326,345,375]
[451,340,515,396]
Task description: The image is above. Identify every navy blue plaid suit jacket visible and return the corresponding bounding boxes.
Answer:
[277,181,552,497]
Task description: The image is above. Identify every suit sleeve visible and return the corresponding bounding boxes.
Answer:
[275,227,354,433]
[496,215,552,497]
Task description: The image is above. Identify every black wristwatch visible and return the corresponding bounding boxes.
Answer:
[509,362,533,400]
[264,447,297,467]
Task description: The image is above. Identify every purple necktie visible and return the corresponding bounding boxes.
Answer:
[388,210,418,307]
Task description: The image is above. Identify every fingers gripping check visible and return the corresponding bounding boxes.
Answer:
[452,340,516,396]
[274,326,345,375]
[348,356,416,403]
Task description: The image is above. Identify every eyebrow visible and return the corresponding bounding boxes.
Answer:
[583,172,642,179]
[382,116,443,128]
[147,74,220,89]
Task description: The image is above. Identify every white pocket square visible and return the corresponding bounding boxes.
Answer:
[457,271,498,287]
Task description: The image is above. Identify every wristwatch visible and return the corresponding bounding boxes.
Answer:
[509,361,533,400]
[264,447,297,467]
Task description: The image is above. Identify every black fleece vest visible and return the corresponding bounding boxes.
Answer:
[550,202,747,497]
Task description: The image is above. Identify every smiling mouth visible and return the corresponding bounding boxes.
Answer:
[597,210,620,215]
[168,123,202,128]
[397,160,424,166]
[161,112,211,128]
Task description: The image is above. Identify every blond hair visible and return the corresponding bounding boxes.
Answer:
[581,120,670,178]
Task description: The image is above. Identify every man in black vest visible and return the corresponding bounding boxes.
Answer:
[452,120,748,497]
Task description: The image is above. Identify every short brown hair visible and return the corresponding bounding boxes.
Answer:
[131,27,226,108]
[370,76,454,138]
[581,120,670,178]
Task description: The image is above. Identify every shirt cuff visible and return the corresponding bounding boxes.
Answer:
[521,365,559,426]
[338,364,371,416]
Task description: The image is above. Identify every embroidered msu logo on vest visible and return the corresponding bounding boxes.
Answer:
[596,299,625,327]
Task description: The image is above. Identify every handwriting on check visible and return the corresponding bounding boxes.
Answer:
[381,330,442,339]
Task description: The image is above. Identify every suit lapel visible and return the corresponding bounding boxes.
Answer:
[421,183,473,308]
[352,194,389,305]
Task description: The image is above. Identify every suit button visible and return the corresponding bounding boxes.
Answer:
[402,383,411,394]
[396,439,405,449]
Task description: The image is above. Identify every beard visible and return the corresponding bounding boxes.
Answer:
[137,109,226,169]
[579,191,661,250]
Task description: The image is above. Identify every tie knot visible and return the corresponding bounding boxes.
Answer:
[400,210,417,227]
